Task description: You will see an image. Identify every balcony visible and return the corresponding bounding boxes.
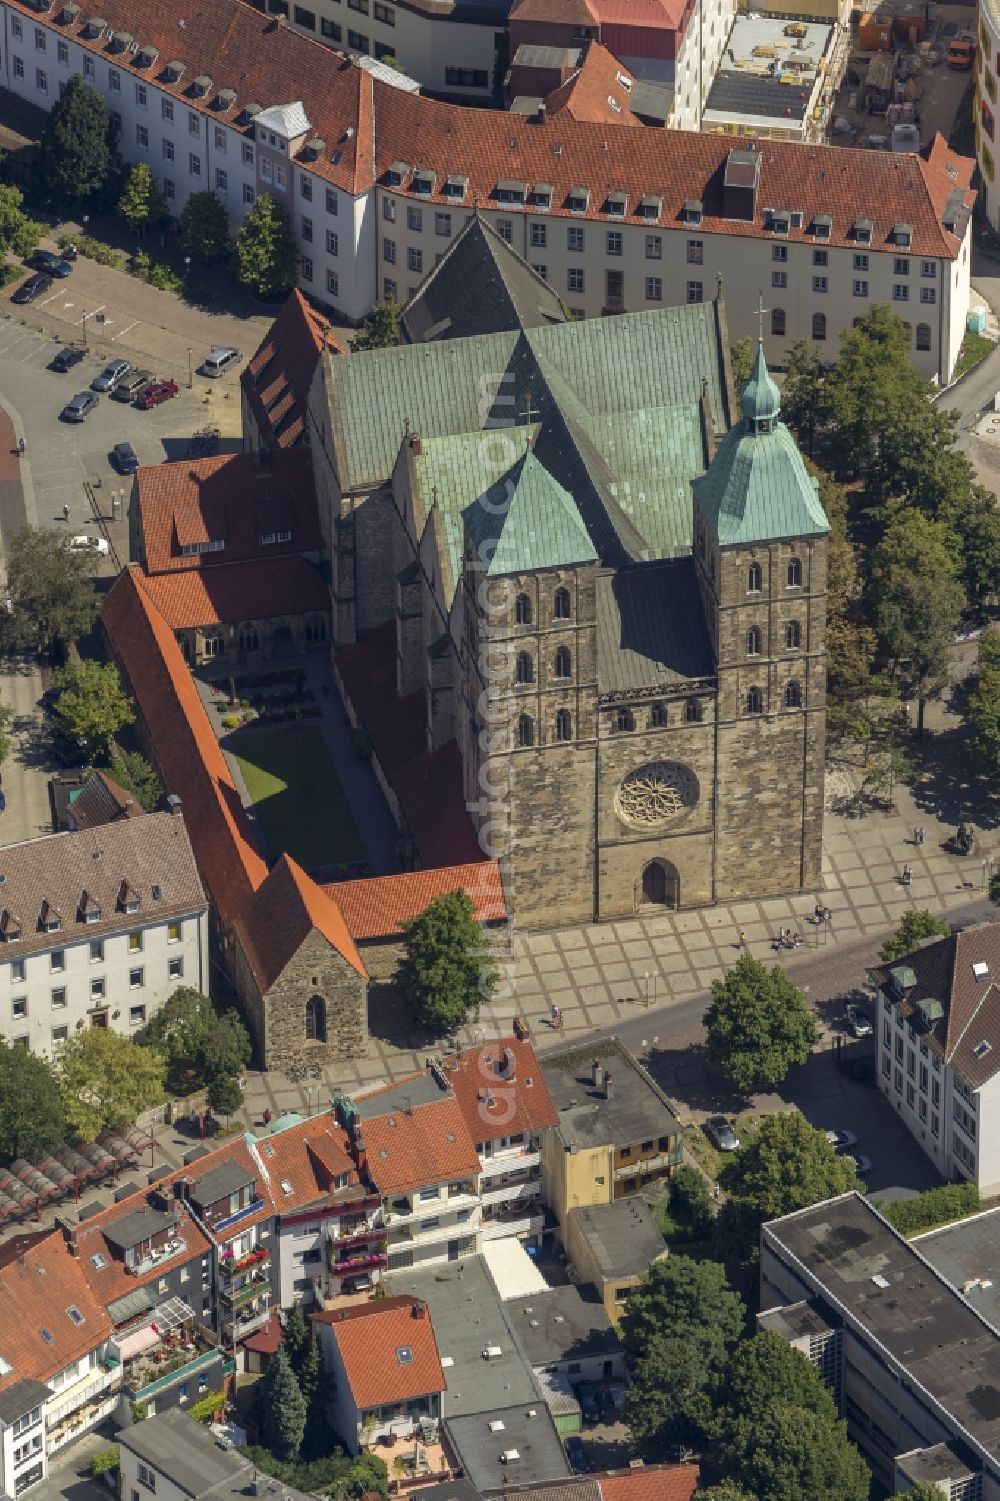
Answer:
[212,1197,265,1234]
[219,1246,270,1282]
[481,1208,543,1241]
[388,1215,480,1249]
[479,1146,540,1173]
[328,1227,386,1259]
[612,1146,683,1182]
[229,1306,272,1341]
[46,1363,121,1427]
[126,1234,188,1278]
[331,1250,388,1276]
[47,1389,121,1454]
[220,1270,270,1310]
[122,1328,220,1402]
[480,1177,541,1209]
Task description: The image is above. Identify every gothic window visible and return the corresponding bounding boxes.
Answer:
[239,628,259,652]
[515,593,532,625]
[649,702,666,728]
[305,994,326,1043]
[785,681,802,708]
[617,762,698,827]
[553,587,570,620]
[614,707,635,733]
[785,619,801,649]
[554,646,571,679]
[747,561,762,593]
[555,708,572,741]
[517,714,534,747]
[746,686,764,714]
[746,625,762,657]
[516,652,533,685]
[685,699,702,723]
[787,557,802,587]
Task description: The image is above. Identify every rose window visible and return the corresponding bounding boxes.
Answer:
[615,762,698,828]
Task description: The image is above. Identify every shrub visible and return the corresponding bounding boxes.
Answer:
[669,1163,714,1235]
[58,231,126,268]
[875,1182,979,1236]
[91,1447,120,1477]
[221,714,240,730]
[188,1389,226,1424]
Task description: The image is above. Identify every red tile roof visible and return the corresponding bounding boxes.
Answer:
[313,1296,444,1410]
[138,557,329,628]
[256,1114,357,1213]
[243,1314,284,1357]
[545,44,640,125]
[0,1231,112,1394]
[136,449,321,575]
[354,1086,480,1195]
[445,1037,559,1143]
[236,853,367,987]
[512,0,598,24]
[598,1464,701,1501]
[591,0,686,28]
[243,291,346,451]
[323,861,506,941]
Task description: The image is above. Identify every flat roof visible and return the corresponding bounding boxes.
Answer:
[103,1205,177,1252]
[444,1404,572,1494]
[539,1037,679,1150]
[897,1441,978,1486]
[506,1285,621,1368]
[705,13,832,124]
[481,1238,550,1300]
[763,1193,1000,1467]
[568,1198,667,1281]
[915,1205,1000,1334]
[354,1070,446,1118]
[118,1409,314,1501]
[757,1298,835,1343]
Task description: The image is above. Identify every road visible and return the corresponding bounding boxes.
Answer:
[945,250,1000,485]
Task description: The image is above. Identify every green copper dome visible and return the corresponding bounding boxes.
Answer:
[741,340,781,430]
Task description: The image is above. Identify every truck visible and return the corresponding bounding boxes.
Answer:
[946,34,976,69]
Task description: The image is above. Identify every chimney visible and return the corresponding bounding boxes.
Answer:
[166,793,183,817]
[56,1216,79,1256]
[174,1175,190,1201]
[591,1058,603,1090]
[411,1302,426,1319]
[603,1073,613,1099]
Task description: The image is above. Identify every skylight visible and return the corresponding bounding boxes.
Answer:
[973,962,990,982]
[0,1355,11,1376]
[66,1306,84,1325]
[280,1179,293,1195]
[40,1329,54,1344]
[396,1346,413,1364]
[90,1252,107,1270]
[973,1040,993,1060]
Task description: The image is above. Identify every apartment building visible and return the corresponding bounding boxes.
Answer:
[761,1192,1000,1497]
[0,815,207,1057]
[870,922,1000,1195]
[119,1408,315,1501]
[0,0,973,377]
[312,1296,445,1452]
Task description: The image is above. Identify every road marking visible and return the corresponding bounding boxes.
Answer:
[78,304,105,326]
[112,319,140,341]
[38,291,63,307]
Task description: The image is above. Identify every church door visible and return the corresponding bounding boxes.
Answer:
[641,860,679,909]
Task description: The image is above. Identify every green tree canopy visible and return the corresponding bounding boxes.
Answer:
[298,1336,331,1459]
[0,696,15,769]
[730,336,753,390]
[0,184,41,259]
[283,1303,310,1375]
[970,626,1000,783]
[55,1028,165,1139]
[2,528,99,656]
[38,74,111,205]
[260,1347,306,1462]
[52,659,134,762]
[716,1401,868,1501]
[234,194,299,299]
[395,890,497,1032]
[715,1331,838,1435]
[866,510,964,734]
[879,909,950,963]
[907,1484,958,1501]
[716,1113,859,1261]
[625,1334,719,1457]
[695,1486,757,1501]
[620,1254,744,1362]
[143,988,250,1089]
[207,1074,243,1121]
[812,466,877,722]
[704,954,817,1094]
[118,163,167,234]
[107,745,163,812]
[180,191,231,261]
[0,1039,65,1164]
[780,339,829,459]
[352,296,400,351]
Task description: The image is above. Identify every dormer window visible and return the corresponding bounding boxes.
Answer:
[0,911,21,943]
[638,194,662,221]
[39,901,61,934]
[495,180,526,205]
[812,213,832,239]
[682,198,702,227]
[605,190,627,218]
[411,170,436,196]
[893,222,913,248]
[443,174,468,200]
[78,891,101,924]
[118,881,140,915]
[531,182,553,210]
[567,186,589,214]
[769,210,789,235]
[853,218,873,246]
[386,159,409,188]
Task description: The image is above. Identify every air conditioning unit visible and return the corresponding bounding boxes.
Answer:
[483,1345,503,1360]
[499,1450,520,1464]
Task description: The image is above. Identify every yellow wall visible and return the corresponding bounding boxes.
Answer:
[541,1132,613,1239]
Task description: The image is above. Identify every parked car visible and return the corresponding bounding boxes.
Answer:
[848,1152,873,1176]
[71,535,110,557]
[12,271,52,305]
[824,1129,858,1152]
[51,728,90,767]
[112,442,139,475]
[27,249,72,278]
[845,1003,873,1039]
[704,1115,740,1152]
[565,1437,589,1473]
[110,369,153,403]
[575,1383,600,1424]
[200,346,242,378]
[61,391,99,423]
[134,379,179,409]
[946,34,976,68]
[50,346,86,373]
[92,359,132,393]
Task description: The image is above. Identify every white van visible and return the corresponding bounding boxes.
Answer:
[201,346,242,378]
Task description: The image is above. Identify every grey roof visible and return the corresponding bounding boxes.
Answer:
[106,1286,155,1326]
[444,1404,572,1495]
[763,1193,1000,1467]
[400,216,566,346]
[385,1259,540,1417]
[0,1378,51,1425]
[630,78,673,122]
[567,1199,667,1282]
[896,1442,978,1487]
[512,43,582,69]
[354,1069,448,1119]
[596,561,715,694]
[190,1157,256,1208]
[539,1037,680,1151]
[505,1285,621,1368]
[757,1298,835,1343]
[407,1483,484,1501]
[103,1205,177,1252]
[915,1205,1000,1334]
[706,70,812,122]
[67,769,145,831]
[118,1408,315,1501]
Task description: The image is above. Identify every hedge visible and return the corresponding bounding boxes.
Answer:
[188,1389,226,1424]
[91,1446,120,1478]
[875,1182,980,1237]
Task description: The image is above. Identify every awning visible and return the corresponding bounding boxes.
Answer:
[116,1324,159,1361]
[107,1287,154,1327]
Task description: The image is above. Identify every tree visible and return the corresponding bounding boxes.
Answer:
[704,955,817,1094]
[716,1113,859,1260]
[0,1039,65,1163]
[260,1347,306,1462]
[207,1074,243,1123]
[867,510,965,734]
[352,296,400,351]
[823,306,932,489]
[0,183,41,259]
[395,890,497,1032]
[907,1484,958,1501]
[234,194,299,299]
[695,1487,757,1501]
[620,1255,744,1362]
[716,1401,868,1501]
[283,1303,310,1377]
[143,987,250,1090]
[780,339,829,459]
[298,1336,331,1459]
[52,660,134,762]
[969,627,1000,781]
[730,336,753,390]
[107,745,163,812]
[0,696,14,769]
[625,1335,719,1457]
[117,163,167,235]
[179,191,231,261]
[55,1028,165,1139]
[715,1331,838,1434]
[38,74,111,205]
[811,467,877,722]
[669,1162,713,1237]
[879,909,950,963]
[2,528,99,656]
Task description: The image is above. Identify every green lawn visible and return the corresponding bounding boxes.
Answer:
[229,725,366,870]
[953,329,995,382]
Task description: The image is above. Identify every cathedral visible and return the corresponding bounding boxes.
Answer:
[309,217,830,928]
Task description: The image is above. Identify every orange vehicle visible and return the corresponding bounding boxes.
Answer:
[946,35,977,69]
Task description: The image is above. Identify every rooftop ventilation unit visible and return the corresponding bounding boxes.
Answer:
[499,1450,520,1464]
[973,962,990,982]
[483,1345,503,1360]
[871,1274,890,1289]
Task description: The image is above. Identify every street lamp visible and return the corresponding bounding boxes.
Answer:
[81,309,89,350]
[187,346,193,390]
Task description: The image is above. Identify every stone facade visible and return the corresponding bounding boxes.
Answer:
[230,926,367,1070]
[176,613,328,668]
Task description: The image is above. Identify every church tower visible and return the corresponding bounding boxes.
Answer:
[693,340,830,898]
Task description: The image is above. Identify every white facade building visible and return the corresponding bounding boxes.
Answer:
[0,814,207,1056]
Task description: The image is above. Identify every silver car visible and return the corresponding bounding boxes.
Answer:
[705,1115,740,1151]
[92,358,132,393]
[61,391,99,422]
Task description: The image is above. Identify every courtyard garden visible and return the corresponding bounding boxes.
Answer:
[228,724,366,872]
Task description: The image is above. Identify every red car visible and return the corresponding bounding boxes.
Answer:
[134,380,179,409]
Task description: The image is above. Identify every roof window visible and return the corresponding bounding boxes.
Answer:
[396,1346,413,1364]
[973,961,991,981]
[90,1252,107,1269]
[40,1328,54,1344]
[280,1178,293,1195]
[66,1306,84,1325]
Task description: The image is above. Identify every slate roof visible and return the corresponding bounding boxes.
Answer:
[400,215,566,345]
[119,1408,316,1501]
[465,450,599,576]
[0,1231,112,1398]
[67,769,145,830]
[506,1284,621,1367]
[595,560,715,693]
[869,922,1000,1090]
[138,557,328,628]
[446,1036,558,1144]
[312,1296,445,1410]
[323,860,506,941]
[0,814,206,960]
[242,290,345,450]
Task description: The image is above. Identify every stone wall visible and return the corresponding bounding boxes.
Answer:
[352,487,398,636]
[258,928,368,1068]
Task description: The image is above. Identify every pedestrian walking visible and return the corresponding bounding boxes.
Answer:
[62,503,70,522]
[902,864,912,886]
[738,929,748,950]
[917,826,925,846]
[17,437,25,457]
